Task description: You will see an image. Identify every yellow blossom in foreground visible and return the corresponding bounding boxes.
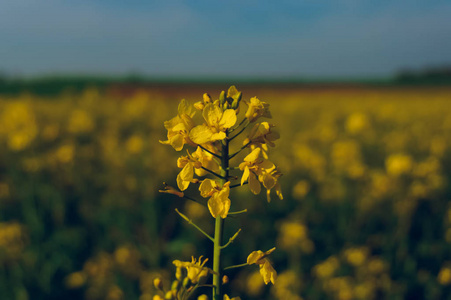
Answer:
[239,148,283,202]
[194,93,213,111]
[160,99,196,151]
[245,97,271,122]
[246,122,280,148]
[199,179,231,218]
[189,102,237,145]
[173,256,211,284]
[247,247,277,285]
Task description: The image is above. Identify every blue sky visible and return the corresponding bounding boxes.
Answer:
[1,0,450,78]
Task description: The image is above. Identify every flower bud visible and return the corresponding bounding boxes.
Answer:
[231,92,242,109]
[182,277,191,288]
[222,275,229,285]
[219,91,226,105]
[175,267,183,281]
[153,277,163,291]
[164,291,174,299]
[171,280,180,291]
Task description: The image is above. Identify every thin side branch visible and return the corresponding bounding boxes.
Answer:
[175,209,214,242]
[201,167,227,180]
[230,181,248,189]
[220,228,242,249]
[228,142,251,160]
[199,145,221,159]
[224,262,248,271]
[227,209,248,215]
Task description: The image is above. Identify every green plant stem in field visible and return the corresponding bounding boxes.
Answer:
[224,263,248,271]
[213,134,229,300]
[175,209,214,242]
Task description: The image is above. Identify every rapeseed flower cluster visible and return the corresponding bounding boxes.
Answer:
[159,86,281,299]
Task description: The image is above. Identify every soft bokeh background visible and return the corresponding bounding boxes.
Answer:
[1,1,451,300]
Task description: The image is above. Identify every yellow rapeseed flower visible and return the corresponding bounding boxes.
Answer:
[244,97,271,122]
[160,99,196,151]
[247,247,277,285]
[239,148,283,202]
[173,256,211,284]
[189,102,237,145]
[199,179,231,218]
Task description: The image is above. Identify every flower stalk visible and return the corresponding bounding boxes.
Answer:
[159,86,281,300]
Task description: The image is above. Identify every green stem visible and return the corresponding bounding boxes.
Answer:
[175,209,214,242]
[213,133,229,300]
[199,144,221,159]
[201,166,227,180]
[227,209,247,215]
[230,181,248,189]
[228,142,251,160]
[220,228,241,249]
[228,121,249,141]
[224,263,248,271]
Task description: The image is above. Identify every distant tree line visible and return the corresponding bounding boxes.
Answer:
[395,65,451,85]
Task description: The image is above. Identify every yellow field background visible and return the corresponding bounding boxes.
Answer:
[1,86,451,299]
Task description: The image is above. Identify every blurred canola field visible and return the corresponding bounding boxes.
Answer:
[0,86,451,299]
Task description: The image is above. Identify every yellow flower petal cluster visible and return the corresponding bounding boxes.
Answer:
[173,256,211,284]
[189,102,237,145]
[244,97,271,122]
[199,179,231,218]
[247,247,277,285]
[160,99,196,151]
[239,148,283,202]
[246,122,280,148]
[176,147,219,191]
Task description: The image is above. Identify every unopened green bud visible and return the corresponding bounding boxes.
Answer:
[171,280,180,291]
[219,91,226,105]
[231,91,242,109]
[182,277,191,288]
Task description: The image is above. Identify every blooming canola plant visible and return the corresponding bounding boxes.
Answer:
[158,86,282,300]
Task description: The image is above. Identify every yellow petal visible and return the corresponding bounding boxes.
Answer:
[244,148,261,162]
[179,164,193,181]
[203,103,222,127]
[241,166,250,186]
[189,124,213,145]
[170,133,185,151]
[275,183,283,200]
[199,179,216,197]
[211,132,226,141]
[219,109,237,129]
[248,172,261,195]
[259,260,277,285]
[247,250,264,265]
[177,172,190,191]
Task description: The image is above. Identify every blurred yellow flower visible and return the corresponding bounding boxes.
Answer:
[345,112,369,134]
[173,256,211,284]
[68,109,95,134]
[313,256,339,279]
[65,271,86,289]
[344,247,368,267]
[385,153,413,176]
[126,135,144,154]
[438,267,451,285]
